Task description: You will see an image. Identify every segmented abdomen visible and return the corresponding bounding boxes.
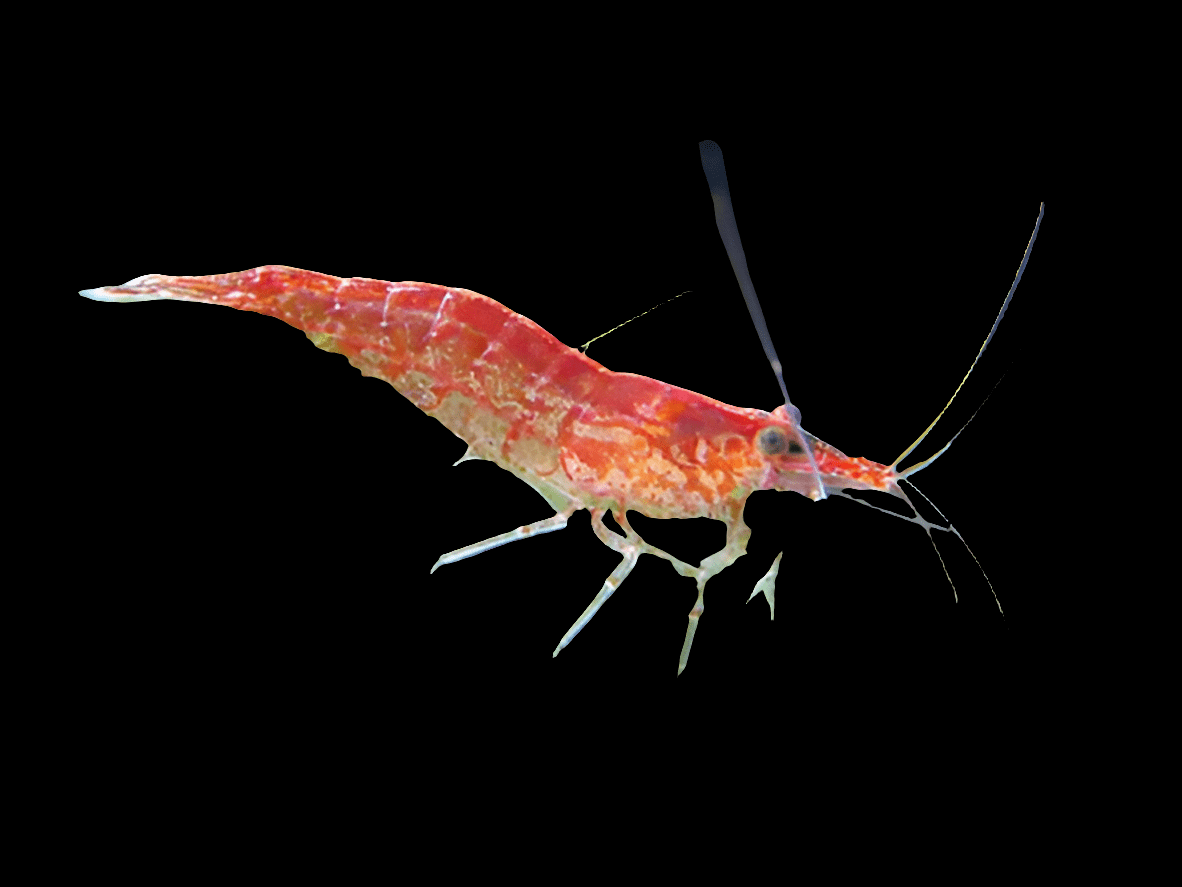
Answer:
[94,266,611,490]
[86,266,791,518]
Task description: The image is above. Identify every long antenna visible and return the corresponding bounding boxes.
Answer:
[698,141,794,414]
[892,202,1045,471]
[698,140,826,499]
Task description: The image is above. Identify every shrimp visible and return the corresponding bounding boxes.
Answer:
[77,143,1042,676]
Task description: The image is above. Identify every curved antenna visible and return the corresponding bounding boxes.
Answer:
[892,202,1045,471]
[698,140,826,499]
[897,372,1005,480]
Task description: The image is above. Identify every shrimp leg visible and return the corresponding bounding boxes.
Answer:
[554,506,760,675]
[746,552,783,620]
[431,506,578,572]
[676,508,753,674]
[552,509,654,659]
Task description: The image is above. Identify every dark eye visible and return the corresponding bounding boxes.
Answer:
[758,427,788,455]
[788,440,805,454]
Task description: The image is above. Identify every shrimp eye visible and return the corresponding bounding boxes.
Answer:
[788,439,805,454]
[758,427,788,455]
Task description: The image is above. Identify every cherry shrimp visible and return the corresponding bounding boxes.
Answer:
[78,141,1044,675]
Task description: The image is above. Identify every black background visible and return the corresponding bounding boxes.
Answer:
[66,127,1061,736]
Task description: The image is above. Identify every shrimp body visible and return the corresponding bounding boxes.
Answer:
[81,265,901,672]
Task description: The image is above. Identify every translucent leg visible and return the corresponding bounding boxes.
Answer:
[676,508,753,675]
[553,506,757,676]
[678,586,706,675]
[552,534,637,655]
[431,506,576,573]
[746,551,783,620]
[552,509,658,657]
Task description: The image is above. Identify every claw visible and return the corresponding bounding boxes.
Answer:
[746,551,782,620]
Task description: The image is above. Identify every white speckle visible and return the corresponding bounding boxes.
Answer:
[382,283,418,326]
[333,302,342,310]
[426,292,453,341]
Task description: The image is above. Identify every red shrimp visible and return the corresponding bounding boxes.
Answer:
[77,144,1043,675]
